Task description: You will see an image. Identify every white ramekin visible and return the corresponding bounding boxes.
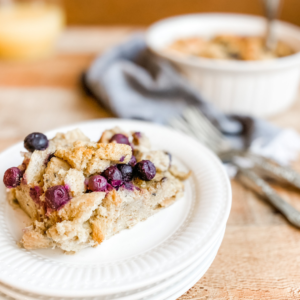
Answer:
[146,13,300,117]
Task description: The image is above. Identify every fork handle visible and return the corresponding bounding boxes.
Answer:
[248,154,300,189]
[236,166,300,228]
[262,0,282,50]
[221,150,300,190]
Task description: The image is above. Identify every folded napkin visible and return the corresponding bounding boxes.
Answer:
[83,35,300,166]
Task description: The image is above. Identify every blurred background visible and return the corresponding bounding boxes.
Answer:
[63,0,300,26]
[2,2,300,299]
[1,0,300,136]
[1,0,300,140]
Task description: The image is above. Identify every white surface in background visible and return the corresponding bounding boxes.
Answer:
[251,129,300,165]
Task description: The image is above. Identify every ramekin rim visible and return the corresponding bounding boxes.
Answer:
[146,13,300,72]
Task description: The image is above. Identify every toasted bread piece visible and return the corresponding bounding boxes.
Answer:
[24,148,53,186]
[52,128,90,149]
[90,217,107,246]
[43,157,71,190]
[85,157,111,176]
[132,131,151,152]
[46,192,105,252]
[43,157,85,197]
[136,150,170,172]
[47,221,95,252]
[64,169,85,197]
[169,165,191,181]
[98,126,128,143]
[15,184,41,221]
[57,192,106,222]
[21,221,54,249]
[55,141,132,175]
[24,129,89,186]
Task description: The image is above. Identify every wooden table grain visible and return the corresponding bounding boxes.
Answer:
[1,27,300,300]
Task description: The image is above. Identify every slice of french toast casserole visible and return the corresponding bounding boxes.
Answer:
[3,127,190,254]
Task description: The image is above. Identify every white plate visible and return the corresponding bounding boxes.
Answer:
[0,228,225,300]
[0,119,231,297]
[163,253,217,300]
[144,235,221,300]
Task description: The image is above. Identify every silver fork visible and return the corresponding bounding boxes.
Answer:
[262,0,282,51]
[170,106,300,187]
[169,107,300,228]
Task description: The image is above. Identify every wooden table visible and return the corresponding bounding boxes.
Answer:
[1,27,300,300]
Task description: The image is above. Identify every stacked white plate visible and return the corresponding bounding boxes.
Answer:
[0,119,231,300]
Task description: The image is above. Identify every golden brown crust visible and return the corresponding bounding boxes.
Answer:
[102,189,122,207]
[57,192,106,222]
[159,195,178,207]
[52,128,90,149]
[21,230,54,249]
[85,157,111,176]
[55,141,132,175]
[90,217,106,246]
[169,165,192,181]
[21,222,54,250]
[167,34,294,61]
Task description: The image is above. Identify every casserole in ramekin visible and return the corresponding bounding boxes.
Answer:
[146,13,300,117]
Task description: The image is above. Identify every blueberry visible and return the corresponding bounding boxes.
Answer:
[118,164,133,182]
[122,182,138,191]
[109,134,130,146]
[3,167,22,188]
[106,183,114,192]
[102,166,123,187]
[88,175,107,192]
[128,155,137,167]
[45,185,70,210]
[134,160,156,181]
[29,186,42,204]
[24,132,49,152]
[45,153,55,166]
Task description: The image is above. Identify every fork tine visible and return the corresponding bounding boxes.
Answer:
[169,117,206,144]
[183,108,224,147]
[182,107,227,152]
[179,114,219,146]
[169,116,220,152]
[169,106,232,154]
[187,107,232,152]
[169,117,206,143]
[169,118,196,137]
[189,107,225,141]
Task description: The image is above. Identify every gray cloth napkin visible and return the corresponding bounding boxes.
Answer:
[83,35,280,150]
